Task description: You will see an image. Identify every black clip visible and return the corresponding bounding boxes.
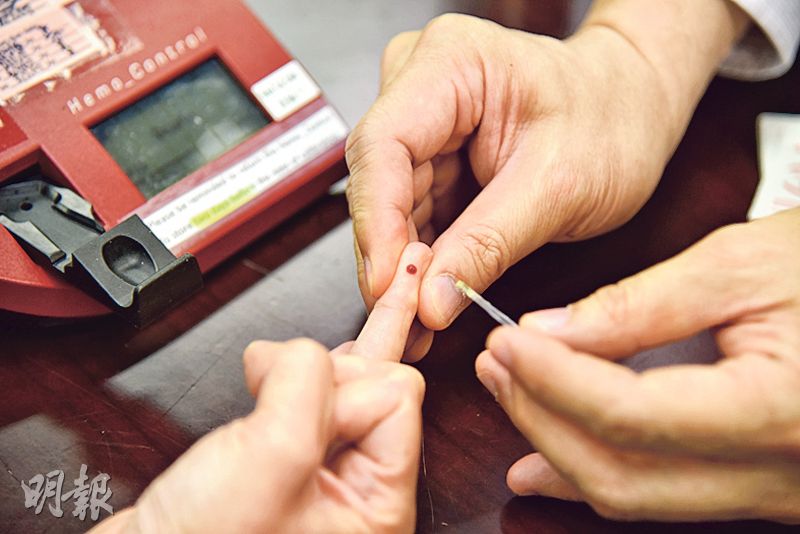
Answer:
[0,180,203,326]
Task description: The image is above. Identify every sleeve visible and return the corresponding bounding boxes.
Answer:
[719,0,800,81]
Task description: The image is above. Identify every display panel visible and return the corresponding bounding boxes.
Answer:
[92,59,269,198]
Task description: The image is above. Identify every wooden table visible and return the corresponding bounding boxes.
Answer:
[2,1,798,532]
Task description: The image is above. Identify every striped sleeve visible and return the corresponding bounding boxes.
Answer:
[720,0,800,80]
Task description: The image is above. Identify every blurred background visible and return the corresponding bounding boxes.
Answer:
[245,0,592,127]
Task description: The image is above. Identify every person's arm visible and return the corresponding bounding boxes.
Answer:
[577,0,750,144]
[346,1,753,360]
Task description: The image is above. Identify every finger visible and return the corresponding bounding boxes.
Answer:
[402,320,435,363]
[242,340,279,397]
[418,223,435,245]
[247,339,333,467]
[419,162,562,329]
[380,31,420,89]
[506,453,583,501]
[519,223,788,359]
[143,339,335,531]
[485,357,799,522]
[351,242,433,360]
[487,326,799,459]
[413,161,434,206]
[353,234,377,314]
[430,153,461,199]
[331,340,355,357]
[412,193,433,229]
[346,17,484,300]
[329,363,425,501]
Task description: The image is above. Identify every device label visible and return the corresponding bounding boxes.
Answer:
[142,105,348,250]
[0,1,108,103]
[251,59,321,121]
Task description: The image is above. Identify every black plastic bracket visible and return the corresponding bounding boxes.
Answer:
[0,180,203,326]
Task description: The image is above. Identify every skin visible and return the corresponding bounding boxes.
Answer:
[346,1,748,360]
[476,207,800,523]
[347,0,800,522]
[90,243,433,533]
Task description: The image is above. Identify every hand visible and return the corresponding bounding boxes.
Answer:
[91,243,433,534]
[92,342,424,534]
[476,208,800,523]
[346,3,746,359]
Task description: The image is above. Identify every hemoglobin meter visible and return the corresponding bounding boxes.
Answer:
[0,0,349,325]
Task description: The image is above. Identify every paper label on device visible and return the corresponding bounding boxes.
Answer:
[251,60,322,121]
[143,106,347,250]
[749,113,800,220]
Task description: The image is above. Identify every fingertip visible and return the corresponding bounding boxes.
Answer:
[474,349,511,400]
[243,339,276,362]
[242,340,280,396]
[486,325,518,366]
[506,453,550,496]
[507,454,583,501]
[506,464,536,497]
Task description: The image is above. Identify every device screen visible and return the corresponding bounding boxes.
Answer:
[92,59,270,199]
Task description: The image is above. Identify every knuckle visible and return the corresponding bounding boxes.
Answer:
[583,281,642,351]
[242,340,270,365]
[424,13,477,35]
[371,294,410,316]
[286,338,327,360]
[594,397,647,445]
[592,282,633,326]
[383,31,416,64]
[395,364,426,400]
[459,223,514,286]
[345,125,376,176]
[260,424,318,474]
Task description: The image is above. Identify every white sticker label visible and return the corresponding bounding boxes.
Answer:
[251,60,322,121]
[749,113,800,220]
[143,106,348,250]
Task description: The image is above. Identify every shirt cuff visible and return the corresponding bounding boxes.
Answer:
[720,0,800,81]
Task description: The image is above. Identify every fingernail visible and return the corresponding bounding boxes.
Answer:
[524,307,570,332]
[427,274,464,325]
[364,257,375,297]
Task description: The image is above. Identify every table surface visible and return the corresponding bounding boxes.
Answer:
[2,1,799,532]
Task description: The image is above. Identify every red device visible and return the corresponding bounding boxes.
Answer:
[0,0,348,320]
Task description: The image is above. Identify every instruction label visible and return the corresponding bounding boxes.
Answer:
[142,105,348,250]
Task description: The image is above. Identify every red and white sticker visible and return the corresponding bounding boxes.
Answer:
[251,59,322,121]
[0,1,107,102]
[750,113,800,220]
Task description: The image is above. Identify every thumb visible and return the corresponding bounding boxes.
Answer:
[418,173,561,330]
[519,225,759,359]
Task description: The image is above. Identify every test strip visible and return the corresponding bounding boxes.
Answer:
[455,280,518,327]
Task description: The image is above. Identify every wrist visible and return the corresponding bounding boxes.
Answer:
[565,25,682,162]
[575,0,749,145]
